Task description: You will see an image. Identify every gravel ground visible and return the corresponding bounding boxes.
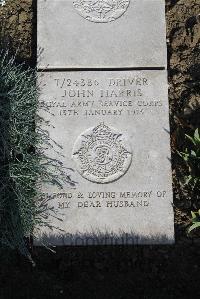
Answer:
[0,1,200,298]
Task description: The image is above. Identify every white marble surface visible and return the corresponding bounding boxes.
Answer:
[36,70,174,245]
[37,0,167,69]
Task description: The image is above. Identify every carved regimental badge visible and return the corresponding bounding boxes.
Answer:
[73,0,130,23]
[72,123,132,183]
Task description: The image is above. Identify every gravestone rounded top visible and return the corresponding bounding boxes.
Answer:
[73,0,130,23]
[72,123,132,183]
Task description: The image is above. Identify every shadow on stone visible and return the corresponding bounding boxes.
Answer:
[35,230,174,247]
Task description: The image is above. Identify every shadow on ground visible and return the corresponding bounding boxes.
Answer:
[1,238,200,299]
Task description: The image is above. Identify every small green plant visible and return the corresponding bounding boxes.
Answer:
[179,129,200,234]
[188,210,200,233]
[179,128,200,188]
[0,52,75,258]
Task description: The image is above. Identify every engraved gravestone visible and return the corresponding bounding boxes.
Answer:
[38,0,167,69]
[37,70,174,245]
[37,0,174,245]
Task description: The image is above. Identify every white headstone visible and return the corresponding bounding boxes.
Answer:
[38,0,167,69]
[36,70,174,245]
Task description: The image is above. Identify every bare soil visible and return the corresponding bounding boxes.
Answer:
[0,1,200,298]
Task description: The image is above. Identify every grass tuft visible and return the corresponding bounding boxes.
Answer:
[0,52,75,257]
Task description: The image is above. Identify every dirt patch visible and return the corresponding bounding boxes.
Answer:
[166,0,200,232]
[0,0,35,65]
[0,1,200,298]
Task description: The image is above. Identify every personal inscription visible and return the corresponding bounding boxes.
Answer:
[72,123,132,183]
[73,0,130,23]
